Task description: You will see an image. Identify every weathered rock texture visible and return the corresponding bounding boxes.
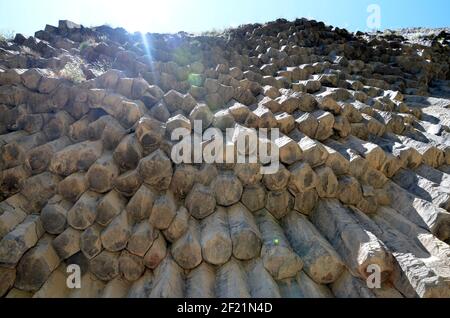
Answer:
[0,18,450,298]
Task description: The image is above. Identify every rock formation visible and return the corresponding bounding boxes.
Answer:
[0,18,450,298]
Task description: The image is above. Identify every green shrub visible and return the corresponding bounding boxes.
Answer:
[78,38,96,52]
[200,28,224,37]
[59,62,86,84]
[0,30,15,43]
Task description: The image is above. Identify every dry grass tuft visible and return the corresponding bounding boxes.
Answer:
[59,61,86,84]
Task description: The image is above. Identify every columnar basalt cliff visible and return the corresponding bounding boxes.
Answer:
[0,19,450,298]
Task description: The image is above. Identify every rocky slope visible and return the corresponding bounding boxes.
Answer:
[0,18,450,298]
[385,27,450,47]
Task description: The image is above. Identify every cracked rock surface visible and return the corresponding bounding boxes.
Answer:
[0,18,450,298]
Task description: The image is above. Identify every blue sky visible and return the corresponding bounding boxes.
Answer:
[0,0,449,36]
